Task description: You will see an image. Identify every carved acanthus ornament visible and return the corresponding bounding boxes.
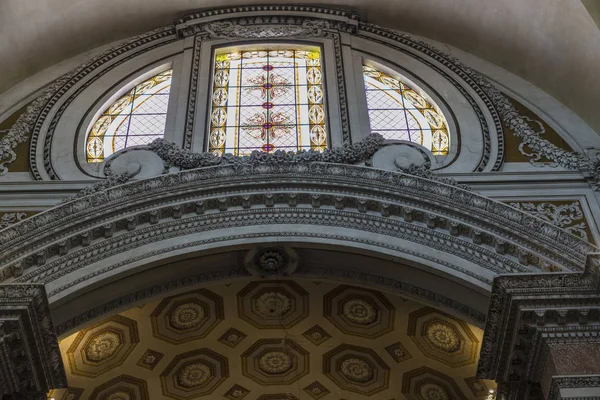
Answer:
[0,212,29,229]
[147,133,385,170]
[508,201,590,242]
[203,19,331,39]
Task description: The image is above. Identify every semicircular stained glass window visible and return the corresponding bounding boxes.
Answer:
[86,69,172,163]
[208,49,327,156]
[362,65,449,155]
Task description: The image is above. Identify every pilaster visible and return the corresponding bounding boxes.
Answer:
[0,284,66,399]
[478,253,600,399]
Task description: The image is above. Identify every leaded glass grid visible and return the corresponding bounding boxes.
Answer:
[362,65,449,155]
[86,69,172,163]
[209,49,327,156]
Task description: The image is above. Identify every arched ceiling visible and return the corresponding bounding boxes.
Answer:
[0,0,599,133]
[51,279,495,400]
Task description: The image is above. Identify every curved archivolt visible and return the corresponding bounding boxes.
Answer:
[362,65,449,155]
[86,69,172,163]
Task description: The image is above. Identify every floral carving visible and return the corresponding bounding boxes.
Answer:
[147,133,385,170]
[217,328,247,348]
[224,384,250,400]
[136,349,163,371]
[177,362,212,388]
[341,298,378,325]
[244,247,298,277]
[302,325,332,346]
[0,212,29,229]
[508,201,589,241]
[303,382,330,399]
[84,331,121,362]
[340,357,374,382]
[204,19,330,39]
[258,351,293,374]
[425,322,462,353]
[169,302,206,330]
[396,164,471,190]
[105,391,131,400]
[241,338,308,384]
[418,382,450,400]
[258,251,285,273]
[254,292,291,318]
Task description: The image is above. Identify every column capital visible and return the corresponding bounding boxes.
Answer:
[0,284,66,399]
[478,252,600,399]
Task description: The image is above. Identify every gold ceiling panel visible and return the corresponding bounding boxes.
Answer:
[237,281,309,329]
[323,344,390,395]
[66,315,139,378]
[241,338,309,385]
[150,289,224,344]
[88,375,149,400]
[407,307,479,368]
[401,367,468,400]
[323,285,396,339]
[159,348,229,399]
[55,279,494,399]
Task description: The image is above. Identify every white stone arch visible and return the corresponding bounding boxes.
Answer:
[0,160,593,334]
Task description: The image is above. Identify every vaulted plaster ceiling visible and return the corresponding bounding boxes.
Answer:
[0,0,599,134]
[51,279,495,400]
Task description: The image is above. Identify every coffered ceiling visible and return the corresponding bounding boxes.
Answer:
[0,0,599,134]
[51,279,495,400]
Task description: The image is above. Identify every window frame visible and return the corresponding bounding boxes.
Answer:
[193,38,347,154]
[206,43,330,156]
[75,60,180,177]
[352,53,461,169]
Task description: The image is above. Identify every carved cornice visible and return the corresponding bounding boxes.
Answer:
[0,284,66,398]
[547,375,600,400]
[174,6,359,37]
[477,253,600,392]
[0,161,593,292]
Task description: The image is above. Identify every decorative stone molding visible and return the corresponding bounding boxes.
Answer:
[547,375,600,400]
[0,212,30,229]
[243,247,299,278]
[174,6,359,37]
[508,201,590,242]
[0,284,67,399]
[145,133,385,170]
[477,253,600,399]
[0,159,594,302]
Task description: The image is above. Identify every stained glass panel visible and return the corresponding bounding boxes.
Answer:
[86,69,172,163]
[362,65,449,155]
[209,49,327,156]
